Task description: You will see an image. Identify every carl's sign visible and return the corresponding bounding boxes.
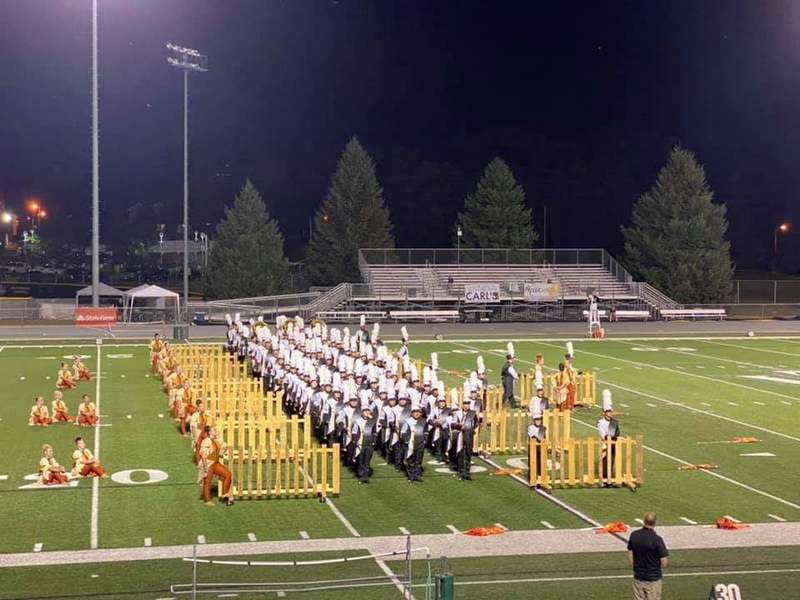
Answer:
[463,283,500,303]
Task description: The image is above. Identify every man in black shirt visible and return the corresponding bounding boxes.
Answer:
[627,512,669,599]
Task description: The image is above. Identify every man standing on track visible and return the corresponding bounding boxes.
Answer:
[627,512,668,600]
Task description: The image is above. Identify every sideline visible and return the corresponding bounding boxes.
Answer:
[90,339,102,549]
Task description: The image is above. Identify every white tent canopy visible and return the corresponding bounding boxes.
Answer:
[75,282,125,306]
[123,284,181,323]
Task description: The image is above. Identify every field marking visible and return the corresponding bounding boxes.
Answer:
[768,514,787,522]
[446,525,460,534]
[456,341,800,443]
[299,531,310,539]
[398,527,410,535]
[197,535,206,544]
[754,401,766,406]
[439,568,800,588]
[540,521,555,529]
[33,543,42,552]
[705,339,800,358]
[723,515,741,523]
[583,341,799,402]
[0,475,8,480]
[90,341,102,550]
[572,416,800,511]
[494,523,508,531]
[144,538,152,547]
[780,401,792,406]
[247,533,257,542]
[646,403,657,408]
[634,518,644,525]
[375,558,416,600]
[727,402,739,407]
[297,464,359,537]
[679,517,698,525]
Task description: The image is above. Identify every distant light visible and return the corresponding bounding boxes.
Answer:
[28,200,39,213]
[39,210,47,218]
[779,223,789,233]
[1,212,12,224]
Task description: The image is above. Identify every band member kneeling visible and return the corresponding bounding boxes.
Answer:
[198,426,234,506]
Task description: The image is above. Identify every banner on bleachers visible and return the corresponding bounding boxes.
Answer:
[523,282,560,301]
[74,307,117,327]
[464,283,501,303]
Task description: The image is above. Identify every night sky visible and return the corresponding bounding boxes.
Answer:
[2,1,800,270]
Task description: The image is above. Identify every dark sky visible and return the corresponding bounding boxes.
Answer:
[2,0,800,269]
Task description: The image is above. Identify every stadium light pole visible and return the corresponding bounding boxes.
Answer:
[773,222,789,271]
[91,0,100,306]
[166,44,207,324]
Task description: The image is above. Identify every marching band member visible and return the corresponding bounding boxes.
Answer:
[554,362,569,409]
[564,342,577,410]
[190,401,210,462]
[73,356,91,382]
[527,410,547,489]
[450,395,478,481]
[56,362,77,390]
[29,396,52,427]
[179,381,195,436]
[501,343,519,408]
[597,390,621,487]
[529,385,550,415]
[198,426,233,506]
[149,333,164,371]
[351,406,377,484]
[428,386,452,463]
[401,405,427,483]
[72,437,106,478]
[52,390,74,423]
[77,394,99,427]
[38,444,69,485]
[534,353,545,389]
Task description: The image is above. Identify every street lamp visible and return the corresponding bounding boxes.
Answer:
[167,43,208,324]
[773,222,790,270]
[456,226,463,266]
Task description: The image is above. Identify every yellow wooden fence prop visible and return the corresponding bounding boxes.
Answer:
[223,443,340,500]
[528,435,644,490]
[216,413,311,455]
[477,409,571,454]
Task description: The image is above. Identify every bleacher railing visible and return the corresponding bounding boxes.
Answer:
[360,247,613,267]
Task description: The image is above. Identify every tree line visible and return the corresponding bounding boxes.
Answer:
[204,138,733,304]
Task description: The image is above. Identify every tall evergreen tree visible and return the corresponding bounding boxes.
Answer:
[306,137,395,285]
[203,180,290,299]
[457,157,537,248]
[622,146,734,303]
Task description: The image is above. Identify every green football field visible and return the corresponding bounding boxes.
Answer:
[0,334,798,598]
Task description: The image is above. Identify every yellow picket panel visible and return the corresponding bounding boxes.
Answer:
[528,435,643,490]
[477,409,571,454]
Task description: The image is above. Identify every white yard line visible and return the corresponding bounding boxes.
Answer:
[768,514,786,522]
[247,533,257,542]
[90,341,102,550]
[455,341,800,443]
[298,465,360,537]
[540,521,555,529]
[197,535,206,544]
[398,527,410,535]
[144,538,152,547]
[572,416,800,511]
[553,340,798,402]
[705,339,800,358]
[446,525,460,534]
[33,543,42,552]
[634,518,644,525]
[723,515,741,523]
[679,517,698,525]
[299,531,310,539]
[375,558,415,600]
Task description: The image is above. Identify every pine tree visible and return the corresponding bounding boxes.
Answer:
[622,146,734,303]
[203,180,290,299]
[306,137,395,285]
[457,157,537,248]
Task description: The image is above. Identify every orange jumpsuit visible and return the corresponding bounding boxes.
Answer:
[149,339,164,371]
[180,389,196,435]
[199,438,231,503]
[77,401,99,427]
[565,365,578,410]
[39,457,68,485]
[74,360,91,381]
[52,399,73,423]
[29,405,52,426]
[72,448,105,478]
[57,368,77,390]
[554,371,569,409]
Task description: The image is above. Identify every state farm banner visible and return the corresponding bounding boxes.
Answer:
[463,283,501,303]
[523,282,561,302]
[74,307,117,327]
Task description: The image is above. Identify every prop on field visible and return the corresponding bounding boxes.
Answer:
[464,525,506,537]
[594,521,628,534]
[678,463,719,471]
[696,437,760,446]
[492,467,523,477]
[715,517,749,530]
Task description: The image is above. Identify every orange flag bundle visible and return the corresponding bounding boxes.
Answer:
[732,437,760,444]
[492,468,523,477]
[464,525,506,537]
[594,521,628,534]
[678,463,719,471]
[715,517,749,530]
